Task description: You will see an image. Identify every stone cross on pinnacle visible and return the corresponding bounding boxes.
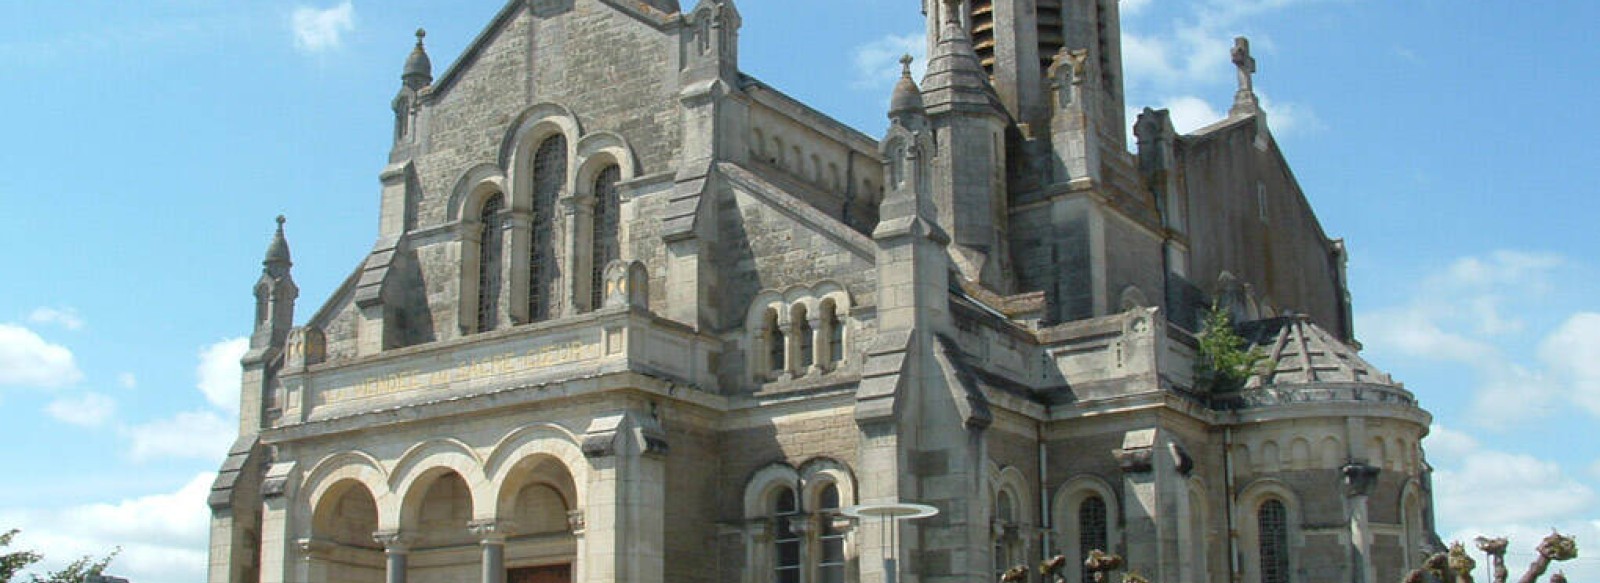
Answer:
[1232,36,1256,94]
[1230,36,1260,115]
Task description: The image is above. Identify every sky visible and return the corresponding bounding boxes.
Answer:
[0,1,1597,581]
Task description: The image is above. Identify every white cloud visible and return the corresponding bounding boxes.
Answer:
[1423,424,1478,464]
[1540,312,1600,417]
[1355,251,1586,428]
[0,473,214,583]
[198,337,248,413]
[27,307,84,331]
[1427,430,1600,581]
[291,1,356,54]
[45,392,116,428]
[125,410,234,463]
[851,32,926,91]
[0,323,84,388]
[117,372,137,390]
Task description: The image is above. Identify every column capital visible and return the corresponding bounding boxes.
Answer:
[469,519,514,543]
[372,529,411,553]
[567,509,587,535]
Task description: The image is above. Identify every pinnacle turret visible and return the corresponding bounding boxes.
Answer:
[888,55,925,122]
[403,28,433,91]
[263,215,292,276]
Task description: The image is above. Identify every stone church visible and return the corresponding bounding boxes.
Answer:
[207,1,1439,582]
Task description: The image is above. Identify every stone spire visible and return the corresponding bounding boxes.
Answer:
[888,55,926,123]
[921,0,998,111]
[403,28,433,91]
[1229,36,1260,116]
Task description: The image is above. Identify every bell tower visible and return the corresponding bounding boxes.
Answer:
[923,0,1125,136]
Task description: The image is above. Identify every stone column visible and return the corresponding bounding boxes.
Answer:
[561,195,594,316]
[373,531,409,583]
[502,211,532,326]
[568,510,588,583]
[1342,464,1380,583]
[470,520,512,583]
[807,316,825,375]
[777,321,796,380]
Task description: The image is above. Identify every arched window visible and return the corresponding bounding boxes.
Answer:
[816,483,845,583]
[767,309,785,377]
[530,135,567,322]
[824,303,844,366]
[1079,496,1108,583]
[773,487,801,583]
[795,305,814,371]
[994,489,1017,577]
[476,193,506,332]
[1259,499,1290,583]
[590,165,622,311]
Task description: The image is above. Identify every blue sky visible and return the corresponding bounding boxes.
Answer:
[0,1,1596,581]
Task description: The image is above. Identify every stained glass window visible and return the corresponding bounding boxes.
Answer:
[529,135,566,322]
[476,193,505,332]
[1259,499,1289,583]
[590,165,621,311]
[1079,496,1108,583]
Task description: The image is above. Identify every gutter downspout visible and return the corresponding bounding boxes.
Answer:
[1039,423,1050,563]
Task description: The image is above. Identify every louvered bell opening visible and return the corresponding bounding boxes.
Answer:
[1037,1,1064,74]
[971,0,997,75]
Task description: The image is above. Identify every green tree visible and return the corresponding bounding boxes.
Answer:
[1193,302,1266,393]
[0,529,118,583]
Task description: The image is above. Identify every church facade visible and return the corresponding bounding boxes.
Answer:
[206,2,1438,583]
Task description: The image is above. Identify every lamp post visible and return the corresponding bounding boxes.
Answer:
[840,502,939,583]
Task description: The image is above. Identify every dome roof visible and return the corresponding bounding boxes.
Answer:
[889,55,925,116]
[403,29,433,90]
[1238,314,1395,388]
[263,215,292,268]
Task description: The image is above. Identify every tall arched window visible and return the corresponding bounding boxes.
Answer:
[994,489,1017,577]
[795,305,814,371]
[1259,499,1290,583]
[766,309,785,377]
[1079,496,1108,583]
[824,302,844,367]
[773,487,801,583]
[590,165,622,311]
[529,135,567,322]
[476,193,506,332]
[816,483,845,583]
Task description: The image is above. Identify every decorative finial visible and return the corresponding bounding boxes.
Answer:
[415,28,427,47]
[899,54,914,77]
[276,215,286,228]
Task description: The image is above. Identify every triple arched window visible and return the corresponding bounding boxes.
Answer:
[752,291,851,382]
[462,126,631,335]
